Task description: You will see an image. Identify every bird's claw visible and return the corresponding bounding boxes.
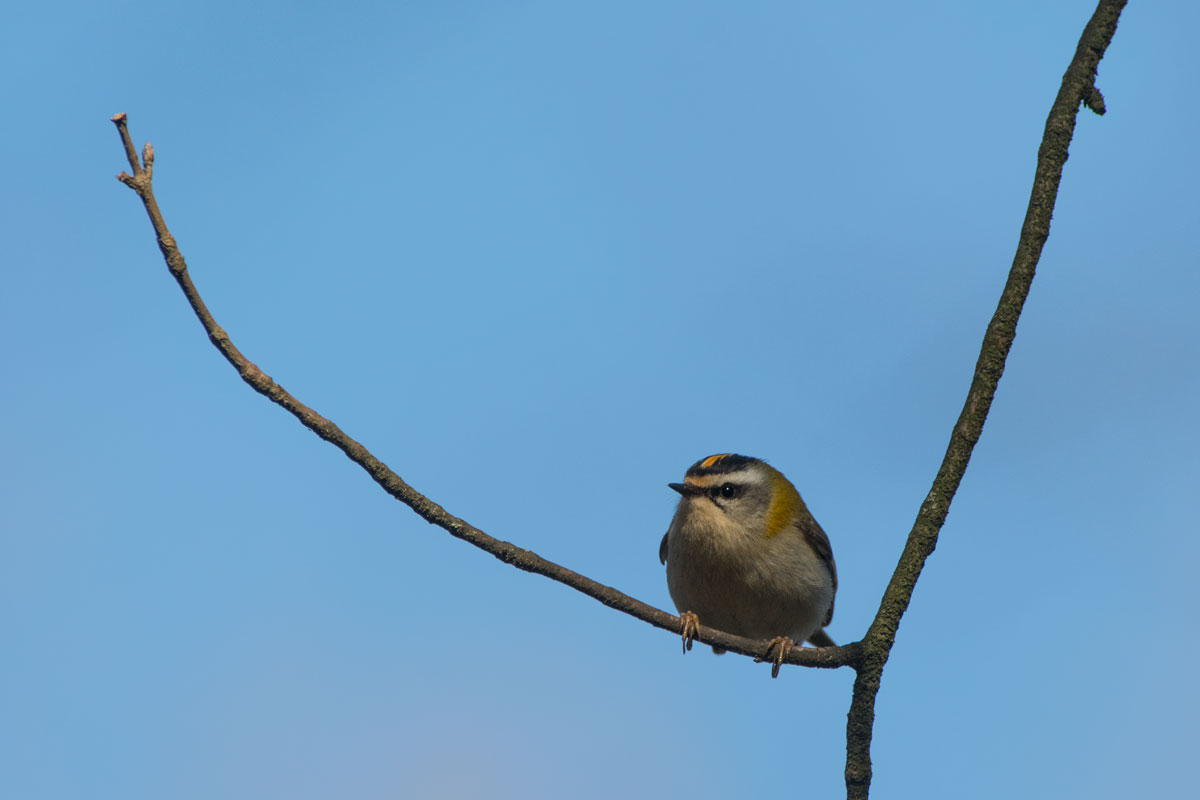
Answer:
[679,611,700,653]
[756,636,795,679]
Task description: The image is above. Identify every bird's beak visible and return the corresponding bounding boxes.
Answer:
[669,482,704,497]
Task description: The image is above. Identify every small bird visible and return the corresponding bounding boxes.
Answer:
[659,453,837,677]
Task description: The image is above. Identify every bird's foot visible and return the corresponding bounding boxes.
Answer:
[678,611,700,653]
[756,636,795,679]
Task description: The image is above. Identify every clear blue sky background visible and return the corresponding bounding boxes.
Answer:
[3,2,1197,798]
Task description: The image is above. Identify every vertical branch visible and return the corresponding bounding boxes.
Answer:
[842,2,1128,797]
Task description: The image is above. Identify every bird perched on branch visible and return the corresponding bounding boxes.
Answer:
[659,453,837,677]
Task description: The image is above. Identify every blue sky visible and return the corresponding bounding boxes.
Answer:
[3,2,1197,798]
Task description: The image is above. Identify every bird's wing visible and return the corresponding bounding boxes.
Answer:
[797,515,837,627]
[658,531,669,565]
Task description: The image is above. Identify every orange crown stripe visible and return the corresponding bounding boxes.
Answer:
[699,454,732,469]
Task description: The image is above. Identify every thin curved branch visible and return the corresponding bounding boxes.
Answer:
[842,2,1128,797]
[108,112,859,672]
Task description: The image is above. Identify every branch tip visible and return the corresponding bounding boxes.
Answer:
[112,112,142,174]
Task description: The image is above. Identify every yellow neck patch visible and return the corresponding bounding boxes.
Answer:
[764,468,804,538]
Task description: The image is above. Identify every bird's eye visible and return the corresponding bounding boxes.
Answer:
[719,483,738,499]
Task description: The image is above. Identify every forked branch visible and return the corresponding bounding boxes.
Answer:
[109,3,1127,796]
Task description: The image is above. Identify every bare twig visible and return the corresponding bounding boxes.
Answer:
[107,111,860,672]
[841,2,1127,797]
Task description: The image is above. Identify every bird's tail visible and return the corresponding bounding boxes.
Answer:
[806,629,836,648]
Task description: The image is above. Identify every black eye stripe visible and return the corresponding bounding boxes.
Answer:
[709,483,740,500]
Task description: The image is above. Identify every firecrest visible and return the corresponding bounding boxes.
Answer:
[659,453,837,677]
